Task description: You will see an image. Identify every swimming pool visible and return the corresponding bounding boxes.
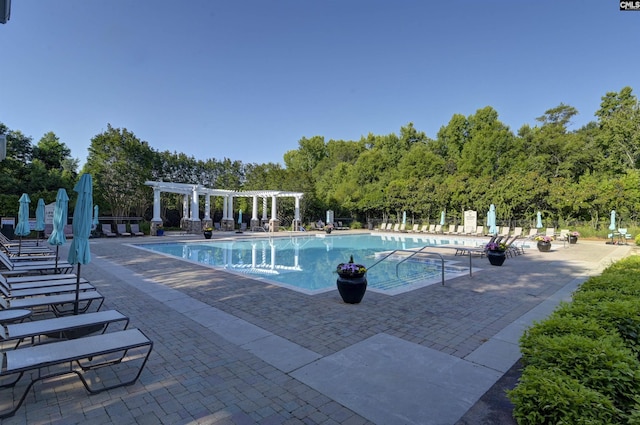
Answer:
[134,234,483,295]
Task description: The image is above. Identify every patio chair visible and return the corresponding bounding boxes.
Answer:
[2,309,129,349]
[130,223,144,236]
[0,251,73,274]
[116,224,131,237]
[392,223,400,232]
[101,224,116,237]
[512,227,523,237]
[504,235,524,257]
[545,228,556,239]
[1,275,90,292]
[526,228,539,239]
[0,281,95,299]
[0,290,104,317]
[434,224,442,234]
[409,224,420,233]
[0,328,153,419]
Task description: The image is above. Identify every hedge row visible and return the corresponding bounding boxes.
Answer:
[508,255,640,424]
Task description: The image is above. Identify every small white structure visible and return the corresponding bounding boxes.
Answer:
[145,181,304,235]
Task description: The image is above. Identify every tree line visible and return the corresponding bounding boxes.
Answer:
[1,86,639,231]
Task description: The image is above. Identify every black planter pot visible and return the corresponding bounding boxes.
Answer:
[325,227,332,234]
[336,274,367,304]
[204,231,212,239]
[537,241,551,252]
[569,235,578,244]
[486,250,506,266]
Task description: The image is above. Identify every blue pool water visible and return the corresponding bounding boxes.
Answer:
[133,234,481,295]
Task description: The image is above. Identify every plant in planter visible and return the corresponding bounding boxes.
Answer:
[336,255,367,303]
[569,231,579,244]
[485,241,507,266]
[535,235,553,252]
[203,226,213,239]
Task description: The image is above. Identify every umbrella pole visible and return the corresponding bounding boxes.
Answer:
[18,236,22,256]
[74,264,81,315]
[55,246,59,273]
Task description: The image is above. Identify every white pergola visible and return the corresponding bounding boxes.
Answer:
[145,181,304,233]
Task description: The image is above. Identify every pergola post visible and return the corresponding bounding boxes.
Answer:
[251,195,259,231]
[269,195,279,232]
[292,195,301,231]
[222,196,234,231]
[261,197,268,228]
[151,188,162,235]
[181,194,189,230]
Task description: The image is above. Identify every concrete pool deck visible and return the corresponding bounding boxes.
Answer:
[2,231,634,424]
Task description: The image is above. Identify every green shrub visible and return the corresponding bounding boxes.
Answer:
[508,367,621,424]
[554,299,640,355]
[520,314,608,352]
[512,257,640,423]
[520,333,640,410]
[350,220,362,229]
[636,234,640,246]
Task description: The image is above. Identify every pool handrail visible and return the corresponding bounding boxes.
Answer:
[367,246,469,286]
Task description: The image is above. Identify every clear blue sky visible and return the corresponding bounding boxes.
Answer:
[1,1,638,167]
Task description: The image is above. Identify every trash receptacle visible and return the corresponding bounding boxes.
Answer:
[1,224,14,240]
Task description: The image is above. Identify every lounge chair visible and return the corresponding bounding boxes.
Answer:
[545,228,556,239]
[504,235,524,257]
[1,276,90,292]
[102,224,116,237]
[474,226,485,236]
[0,328,153,419]
[0,290,104,317]
[434,224,442,234]
[418,224,428,233]
[392,223,400,232]
[2,309,129,349]
[455,225,465,235]
[526,228,539,239]
[63,224,74,239]
[0,252,73,274]
[455,235,497,256]
[500,227,511,237]
[130,223,144,236]
[409,224,420,233]
[512,227,523,237]
[0,281,95,299]
[376,222,387,231]
[398,223,408,233]
[117,224,131,237]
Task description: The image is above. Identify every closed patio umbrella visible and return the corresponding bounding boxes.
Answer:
[440,211,446,226]
[67,174,93,315]
[609,210,616,244]
[35,198,45,246]
[14,193,31,255]
[93,205,99,226]
[487,204,497,235]
[402,211,406,225]
[536,211,543,229]
[48,188,69,272]
[238,209,242,224]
